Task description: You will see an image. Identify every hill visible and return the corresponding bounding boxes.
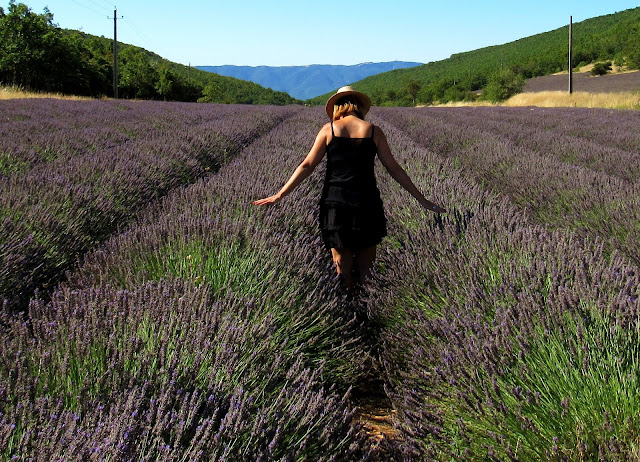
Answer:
[195,62,422,100]
[308,7,640,106]
[0,2,298,104]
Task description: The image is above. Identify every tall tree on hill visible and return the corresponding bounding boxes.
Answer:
[0,1,105,95]
[484,69,525,102]
[155,63,174,101]
[0,1,57,89]
[118,47,158,99]
[405,79,421,104]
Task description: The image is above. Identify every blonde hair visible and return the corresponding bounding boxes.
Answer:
[332,99,364,121]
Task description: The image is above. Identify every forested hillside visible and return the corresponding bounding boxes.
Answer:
[0,1,298,104]
[308,7,640,106]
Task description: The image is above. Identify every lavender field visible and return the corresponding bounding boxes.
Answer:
[1,100,640,461]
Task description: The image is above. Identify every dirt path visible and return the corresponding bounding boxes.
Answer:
[354,396,398,441]
[351,377,400,455]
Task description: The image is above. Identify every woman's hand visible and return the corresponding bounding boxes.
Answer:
[423,201,447,214]
[252,194,282,206]
[253,124,330,208]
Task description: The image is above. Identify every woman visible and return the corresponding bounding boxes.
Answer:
[253,86,446,289]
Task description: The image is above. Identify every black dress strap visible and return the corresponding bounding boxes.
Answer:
[331,121,335,136]
[370,124,375,139]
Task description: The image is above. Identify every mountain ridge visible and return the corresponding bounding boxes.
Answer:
[195,61,422,99]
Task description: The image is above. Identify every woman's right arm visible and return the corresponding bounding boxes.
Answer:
[253,123,331,206]
[374,126,446,213]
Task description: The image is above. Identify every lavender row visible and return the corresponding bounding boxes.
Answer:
[5,102,639,459]
[429,106,640,159]
[366,114,640,459]
[0,109,378,459]
[65,106,640,459]
[0,99,270,176]
[378,106,640,182]
[375,107,640,266]
[68,107,374,393]
[0,281,361,461]
[0,100,300,311]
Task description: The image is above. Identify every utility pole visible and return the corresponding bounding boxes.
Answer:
[109,8,123,98]
[568,15,573,94]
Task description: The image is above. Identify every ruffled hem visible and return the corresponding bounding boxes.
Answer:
[319,203,386,249]
[320,229,386,249]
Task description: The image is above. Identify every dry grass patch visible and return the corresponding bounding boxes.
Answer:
[1,85,97,101]
[428,100,497,108]
[429,90,640,110]
[504,91,640,109]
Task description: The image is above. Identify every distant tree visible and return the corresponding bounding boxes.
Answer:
[199,82,223,103]
[417,85,436,105]
[613,52,626,69]
[0,1,59,89]
[169,78,202,102]
[629,50,640,70]
[590,61,612,76]
[431,79,452,103]
[442,84,465,103]
[155,64,174,100]
[405,79,421,104]
[483,69,525,102]
[369,90,383,106]
[385,89,398,101]
[119,48,158,98]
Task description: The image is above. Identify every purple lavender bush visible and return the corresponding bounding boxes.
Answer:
[4,102,640,459]
[0,99,300,311]
[0,281,363,461]
[369,112,640,460]
[375,107,640,267]
[1,109,383,460]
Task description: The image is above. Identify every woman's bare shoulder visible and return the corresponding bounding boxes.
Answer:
[372,124,387,142]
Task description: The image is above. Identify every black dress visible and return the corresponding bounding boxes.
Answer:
[319,122,387,249]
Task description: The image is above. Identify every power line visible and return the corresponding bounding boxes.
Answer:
[90,0,117,10]
[82,0,112,13]
[123,17,151,48]
[70,0,108,17]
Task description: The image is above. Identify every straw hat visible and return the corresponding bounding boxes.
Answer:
[325,85,372,119]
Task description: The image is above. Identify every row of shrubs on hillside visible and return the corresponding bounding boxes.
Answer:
[0,1,298,104]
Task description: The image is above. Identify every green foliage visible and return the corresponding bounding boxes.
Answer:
[0,2,299,104]
[0,0,97,94]
[119,46,158,99]
[630,49,640,69]
[154,63,174,100]
[483,69,526,102]
[453,307,640,460]
[591,61,613,75]
[405,78,421,103]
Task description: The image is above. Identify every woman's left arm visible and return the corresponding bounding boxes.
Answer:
[375,126,447,213]
[253,123,330,206]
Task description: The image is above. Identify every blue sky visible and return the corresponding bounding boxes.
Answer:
[10,0,640,66]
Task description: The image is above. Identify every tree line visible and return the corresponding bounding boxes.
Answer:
[0,1,298,104]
